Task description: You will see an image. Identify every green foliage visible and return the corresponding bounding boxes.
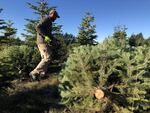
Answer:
[52,23,63,36]
[58,33,76,58]
[0,9,7,39]
[3,20,17,38]
[22,0,62,47]
[0,19,6,36]
[22,19,38,46]
[0,12,20,46]
[144,37,150,47]
[50,36,68,66]
[62,33,76,46]
[76,12,97,45]
[22,0,67,67]
[27,0,56,19]
[129,33,144,47]
[113,25,128,48]
[59,38,150,113]
[0,45,40,79]
[0,37,23,46]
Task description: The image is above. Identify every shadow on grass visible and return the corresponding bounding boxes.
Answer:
[0,84,65,113]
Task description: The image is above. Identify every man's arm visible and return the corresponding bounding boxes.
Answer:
[36,17,48,37]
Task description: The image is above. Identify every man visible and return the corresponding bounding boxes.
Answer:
[29,9,60,80]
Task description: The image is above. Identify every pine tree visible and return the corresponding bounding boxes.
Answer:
[22,0,62,46]
[22,0,68,67]
[59,38,150,113]
[113,25,127,48]
[0,8,6,39]
[63,33,76,46]
[3,20,17,38]
[0,10,19,46]
[0,10,17,94]
[76,12,97,45]
[22,18,38,46]
[0,19,6,39]
[129,33,144,47]
[144,37,150,47]
[0,45,40,79]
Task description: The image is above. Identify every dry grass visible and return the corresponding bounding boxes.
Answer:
[10,74,58,94]
[0,72,93,113]
[0,73,66,113]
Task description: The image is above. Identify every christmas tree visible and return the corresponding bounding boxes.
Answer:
[59,38,150,113]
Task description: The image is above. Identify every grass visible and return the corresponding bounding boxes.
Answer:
[0,66,102,113]
[0,73,67,113]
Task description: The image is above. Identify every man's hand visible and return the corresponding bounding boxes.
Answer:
[45,36,51,43]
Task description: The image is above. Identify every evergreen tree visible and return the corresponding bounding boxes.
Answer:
[113,25,127,48]
[144,37,150,47]
[3,20,17,38]
[0,19,6,38]
[0,11,19,46]
[63,33,76,46]
[22,0,68,68]
[52,23,62,36]
[0,8,6,39]
[76,12,97,45]
[22,18,38,46]
[0,45,40,79]
[0,9,17,94]
[1,20,20,45]
[22,0,62,46]
[50,32,76,66]
[59,38,150,113]
[129,33,144,47]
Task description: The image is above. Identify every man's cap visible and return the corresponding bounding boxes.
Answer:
[49,9,60,18]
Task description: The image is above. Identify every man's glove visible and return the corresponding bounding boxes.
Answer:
[44,36,51,43]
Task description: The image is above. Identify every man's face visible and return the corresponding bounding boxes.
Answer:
[49,13,57,22]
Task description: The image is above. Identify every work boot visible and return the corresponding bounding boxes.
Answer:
[29,71,39,81]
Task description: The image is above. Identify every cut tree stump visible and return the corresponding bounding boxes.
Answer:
[94,89,105,100]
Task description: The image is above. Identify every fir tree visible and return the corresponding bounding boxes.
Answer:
[0,45,40,79]
[129,33,144,47]
[0,11,19,45]
[0,8,6,39]
[3,20,17,38]
[59,38,150,113]
[144,37,150,47]
[0,19,6,38]
[113,25,128,48]
[63,33,76,46]
[22,18,38,46]
[22,0,62,46]
[76,12,97,45]
[22,0,69,67]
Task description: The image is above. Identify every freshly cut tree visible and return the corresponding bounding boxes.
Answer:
[59,38,150,113]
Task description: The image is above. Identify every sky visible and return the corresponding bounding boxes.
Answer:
[0,0,150,42]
